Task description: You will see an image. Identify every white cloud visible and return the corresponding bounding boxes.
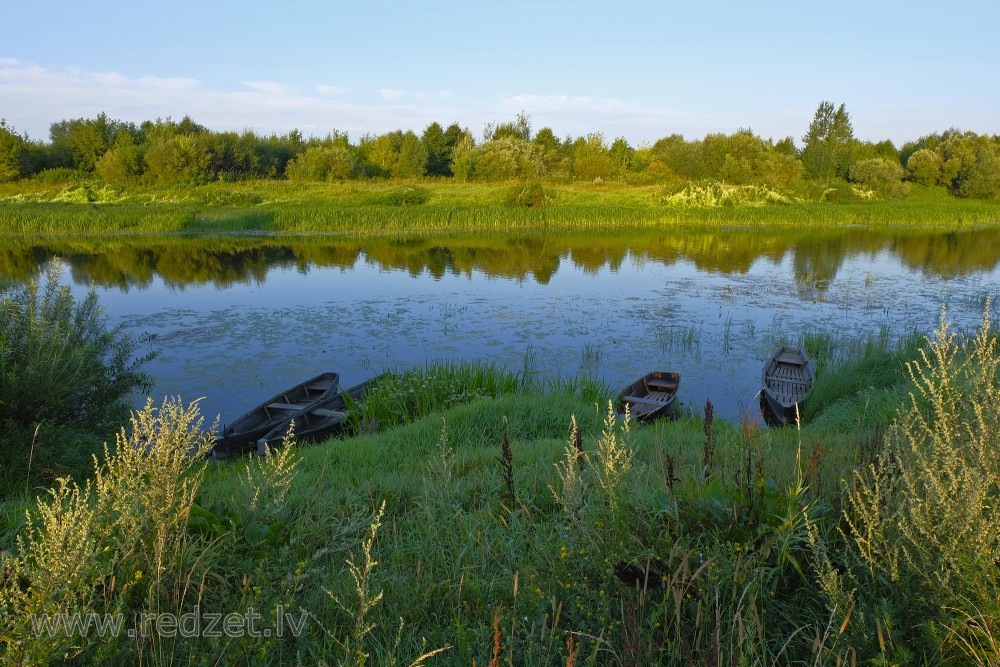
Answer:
[502,94,595,111]
[0,60,765,143]
[316,84,348,96]
[378,88,404,101]
[0,59,919,145]
[241,81,293,96]
[0,60,483,140]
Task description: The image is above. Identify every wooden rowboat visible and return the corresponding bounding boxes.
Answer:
[616,371,681,422]
[761,346,815,426]
[211,372,340,459]
[255,372,391,455]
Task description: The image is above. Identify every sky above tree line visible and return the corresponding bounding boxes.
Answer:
[2,0,998,147]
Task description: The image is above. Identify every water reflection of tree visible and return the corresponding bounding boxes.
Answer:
[790,236,849,294]
[0,227,998,288]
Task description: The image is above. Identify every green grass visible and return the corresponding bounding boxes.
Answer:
[1,331,953,665]
[2,179,999,236]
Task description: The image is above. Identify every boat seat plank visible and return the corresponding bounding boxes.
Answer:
[308,380,337,391]
[623,394,668,406]
[645,378,677,390]
[311,408,347,418]
[267,402,308,411]
[768,378,811,388]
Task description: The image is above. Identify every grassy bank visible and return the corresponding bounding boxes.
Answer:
[5,309,998,665]
[2,180,1000,236]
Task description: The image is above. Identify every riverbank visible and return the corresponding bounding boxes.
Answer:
[2,179,1000,236]
[4,314,999,664]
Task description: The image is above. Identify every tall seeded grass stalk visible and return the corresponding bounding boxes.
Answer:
[421,418,455,513]
[244,423,301,518]
[845,302,1000,658]
[0,397,215,665]
[341,500,385,667]
[498,417,515,507]
[550,415,585,515]
[593,401,632,513]
[316,501,449,667]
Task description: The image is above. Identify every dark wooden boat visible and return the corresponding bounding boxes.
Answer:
[761,346,815,426]
[255,372,391,455]
[211,372,340,459]
[616,371,681,422]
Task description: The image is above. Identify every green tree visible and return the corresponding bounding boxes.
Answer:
[773,136,797,156]
[937,132,1000,198]
[394,131,427,179]
[571,133,613,181]
[421,122,451,177]
[848,157,907,197]
[48,113,133,172]
[449,131,476,181]
[801,101,855,180]
[143,134,211,184]
[469,137,544,181]
[0,119,24,182]
[484,111,532,142]
[906,148,943,186]
[532,127,561,173]
[364,131,403,178]
[443,123,465,151]
[285,145,356,181]
[94,134,142,184]
[702,130,765,184]
[651,134,700,179]
[0,266,151,433]
[608,137,634,180]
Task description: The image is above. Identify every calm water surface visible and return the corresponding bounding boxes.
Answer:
[4,227,999,423]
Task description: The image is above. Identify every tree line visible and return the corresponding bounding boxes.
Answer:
[1,103,999,198]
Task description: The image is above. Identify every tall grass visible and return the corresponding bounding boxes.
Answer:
[3,179,1000,236]
[347,361,525,431]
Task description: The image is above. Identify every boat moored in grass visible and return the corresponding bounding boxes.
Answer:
[761,346,815,426]
[615,371,681,422]
[255,372,391,455]
[211,371,340,459]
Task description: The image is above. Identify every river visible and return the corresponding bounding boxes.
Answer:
[3,226,998,423]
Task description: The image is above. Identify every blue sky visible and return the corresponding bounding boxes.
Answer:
[2,1,998,146]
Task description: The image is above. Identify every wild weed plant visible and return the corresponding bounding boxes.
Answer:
[0,397,215,664]
[843,303,1000,662]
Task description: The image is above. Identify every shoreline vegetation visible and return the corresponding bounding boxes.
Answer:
[2,180,1000,237]
[3,103,1000,236]
[1,305,998,664]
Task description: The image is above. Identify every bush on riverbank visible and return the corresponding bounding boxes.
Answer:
[0,267,152,496]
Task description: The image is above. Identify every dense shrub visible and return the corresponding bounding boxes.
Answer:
[906,147,944,185]
[504,180,548,207]
[0,267,152,491]
[285,145,357,182]
[28,168,90,185]
[839,306,1000,662]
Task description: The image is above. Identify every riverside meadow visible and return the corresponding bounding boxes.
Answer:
[3,120,1000,664]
